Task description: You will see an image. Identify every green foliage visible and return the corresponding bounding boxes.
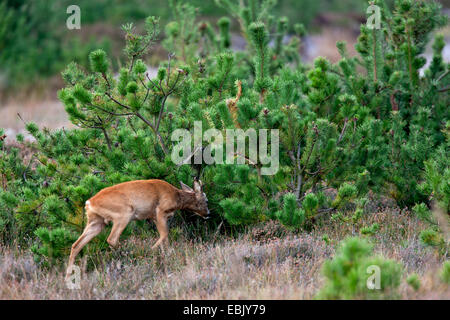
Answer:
[31,227,78,267]
[413,203,436,225]
[419,228,443,247]
[352,208,363,223]
[419,139,450,213]
[360,223,380,236]
[440,261,450,284]
[218,17,231,49]
[317,237,403,299]
[275,193,305,228]
[0,1,111,89]
[89,50,109,74]
[333,183,357,208]
[220,198,259,225]
[322,234,330,245]
[406,273,421,291]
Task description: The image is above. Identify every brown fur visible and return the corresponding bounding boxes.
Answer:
[65,179,209,279]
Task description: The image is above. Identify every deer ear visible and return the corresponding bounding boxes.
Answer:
[180,181,193,192]
[193,180,202,193]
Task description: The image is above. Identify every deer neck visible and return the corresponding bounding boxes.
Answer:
[177,190,197,211]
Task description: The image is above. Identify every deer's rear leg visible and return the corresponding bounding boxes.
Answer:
[66,212,105,278]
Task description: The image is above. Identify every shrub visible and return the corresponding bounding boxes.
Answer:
[360,223,380,236]
[440,261,450,284]
[406,273,421,291]
[275,193,305,228]
[420,142,450,213]
[332,183,357,209]
[419,228,443,247]
[413,203,436,225]
[317,237,403,299]
[31,227,78,267]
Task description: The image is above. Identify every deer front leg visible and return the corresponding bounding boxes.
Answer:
[152,210,170,250]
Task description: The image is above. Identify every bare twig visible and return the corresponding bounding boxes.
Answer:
[437,69,450,82]
[438,85,450,93]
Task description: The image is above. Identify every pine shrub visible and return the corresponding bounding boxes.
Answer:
[317,237,403,299]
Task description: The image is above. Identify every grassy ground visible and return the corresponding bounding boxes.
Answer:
[1,202,448,299]
[0,14,449,301]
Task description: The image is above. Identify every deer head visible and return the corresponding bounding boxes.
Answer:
[180,179,210,219]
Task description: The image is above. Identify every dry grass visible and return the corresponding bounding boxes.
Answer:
[0,208,448,300]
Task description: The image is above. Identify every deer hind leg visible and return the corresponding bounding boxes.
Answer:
[106,207,133,248]
[152,210,170,250]
[66,212,105,277]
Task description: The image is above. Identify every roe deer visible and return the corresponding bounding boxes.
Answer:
[65,179,209,278]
